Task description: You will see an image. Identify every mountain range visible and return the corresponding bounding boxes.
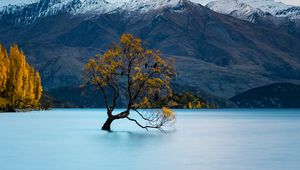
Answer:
[206,0,300,22]
[206,0,300,39]
[0,0,300,107]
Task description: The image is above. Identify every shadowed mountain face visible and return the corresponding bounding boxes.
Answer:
[0,0,300,99]
[230,83,300,108]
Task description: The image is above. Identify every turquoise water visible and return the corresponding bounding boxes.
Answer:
[0,109,300,170]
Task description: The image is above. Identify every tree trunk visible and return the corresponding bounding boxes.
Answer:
[102,117,114,131]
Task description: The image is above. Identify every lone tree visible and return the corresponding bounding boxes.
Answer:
[84,33,176,131]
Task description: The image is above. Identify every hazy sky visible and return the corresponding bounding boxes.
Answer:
[1,0,300,7]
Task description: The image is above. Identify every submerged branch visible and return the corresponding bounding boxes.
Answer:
[132,109,157,122]
[126,116,164,132]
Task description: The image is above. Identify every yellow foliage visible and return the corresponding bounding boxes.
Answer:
[0,98,9,109]
[84,33,176,111]
[0,44,43,109]
[0,45,10,94]
[187,101,204,109]
[162,107,175,118]
[84,33,177,131]
[139,97,151,108]
[34,72,43,105]
[187,102,192,109]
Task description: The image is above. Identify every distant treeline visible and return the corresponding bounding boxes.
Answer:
[44,85,210,109]
[152,92,210,109]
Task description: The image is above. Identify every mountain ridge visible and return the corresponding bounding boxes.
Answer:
[0,0,190,24]
[2,0,300,24]
[206,0,300,22]
[0,0,300,100]
[230,83,300,108]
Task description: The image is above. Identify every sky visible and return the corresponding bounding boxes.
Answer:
[0,0,300,7]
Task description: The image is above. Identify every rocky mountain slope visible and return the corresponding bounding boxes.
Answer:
[0,0,300,101]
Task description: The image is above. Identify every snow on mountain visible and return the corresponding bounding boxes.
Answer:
[206,0,267,22]
[206,0,300,22]
[0,0,187,23]
[0,0,188,24]
[117,0,182,13]
[3,0,299,25]
[0,0,184,15]
[0,0,37,7]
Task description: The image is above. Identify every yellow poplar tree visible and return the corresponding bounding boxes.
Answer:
[0,44,10,95]
[0,44,43,110]
[34,72,43,107]
[26,66,36,105]
[7,45,27,106]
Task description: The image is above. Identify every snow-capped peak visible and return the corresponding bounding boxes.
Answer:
[0,0,190,25]
[206,0,266,22]
[206,0,300,22]
[118,0,182,13]
[0,0,184,14]
[0,0,187,24]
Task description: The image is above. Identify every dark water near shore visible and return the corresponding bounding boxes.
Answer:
[0,109,300,170]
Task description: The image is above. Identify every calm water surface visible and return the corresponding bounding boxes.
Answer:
[0,109,300,170]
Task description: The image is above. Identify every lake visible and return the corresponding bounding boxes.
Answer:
[0,109,300,170]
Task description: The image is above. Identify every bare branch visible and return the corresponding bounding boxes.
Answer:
[132,109,157,123]
[126,116,167,132]
[127,109,176,132]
